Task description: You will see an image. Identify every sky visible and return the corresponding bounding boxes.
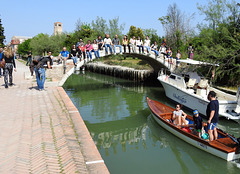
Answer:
[0,0,209,43]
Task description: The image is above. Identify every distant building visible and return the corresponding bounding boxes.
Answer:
[11,36,32,51]
[54,22,63,35]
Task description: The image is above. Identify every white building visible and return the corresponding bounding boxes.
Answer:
[11,36,32,51]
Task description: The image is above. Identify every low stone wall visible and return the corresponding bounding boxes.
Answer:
[85,62,153,82]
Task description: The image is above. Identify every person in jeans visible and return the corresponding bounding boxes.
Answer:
[58,47,69,65]
[96,36,104,50]
[112,34,122,54]
[26,50,32,66]
[129,36,136,53]
[151,41,159,57]
[136,36,144,54]
[2,47,16,88]
[0,47,3,77]
[92,40,100,59]
[85,40,93,61]
[103,34,113,54]
[71,45,78,66]
[144,36,151,54]
[34,53,52,91]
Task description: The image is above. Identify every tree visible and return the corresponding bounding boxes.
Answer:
[0,18,5,47]
[197,0,227,31]
[91,16,109,37]
[107,17,125,38]
[195,0,240,86]
[128,25,137,38]
[159,3,194,51]
[136,27,144,40]
[17,39,32,55]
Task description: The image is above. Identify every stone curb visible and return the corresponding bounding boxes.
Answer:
[57,87,110,174]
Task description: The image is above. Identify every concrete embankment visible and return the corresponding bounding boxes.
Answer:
[85,62,153,81]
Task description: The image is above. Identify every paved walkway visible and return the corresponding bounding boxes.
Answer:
[0,60,109,173]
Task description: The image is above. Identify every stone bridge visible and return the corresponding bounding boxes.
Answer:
[59,47,176,86]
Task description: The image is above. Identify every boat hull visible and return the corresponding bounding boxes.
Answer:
[158,76,240,122]
[147,98,240,161]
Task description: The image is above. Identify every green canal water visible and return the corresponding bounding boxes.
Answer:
[63,71,240,174]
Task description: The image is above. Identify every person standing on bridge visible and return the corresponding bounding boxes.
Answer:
[103,34,113,54]
[112,34,122,54]
[136,36,144,54]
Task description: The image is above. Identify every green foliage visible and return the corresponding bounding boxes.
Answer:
[29,33,66,56]
[108,17,125,38]
[0,18,5,47]
[91,16,108,37]
[128,25,137,38]
[136,28,144,40]
[17,39,32,55]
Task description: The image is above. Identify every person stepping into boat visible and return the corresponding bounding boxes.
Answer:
[206,91,219,141]
[193,110,203,138]
[172,104,187,126]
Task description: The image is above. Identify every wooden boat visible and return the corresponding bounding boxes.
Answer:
[147,97,240,161]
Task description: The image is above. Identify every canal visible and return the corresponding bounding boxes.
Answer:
[63,71,240,174]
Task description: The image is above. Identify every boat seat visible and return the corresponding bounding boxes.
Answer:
[198,79,208,89]
[186,78,196,88]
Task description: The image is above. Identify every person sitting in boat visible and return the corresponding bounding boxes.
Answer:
[193,109,203,138]
[172,104,188,126]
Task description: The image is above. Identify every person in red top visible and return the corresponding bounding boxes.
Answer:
[77,41,86,61]
[85,40,93,61]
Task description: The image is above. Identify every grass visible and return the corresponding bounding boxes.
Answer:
[94,54,153,70]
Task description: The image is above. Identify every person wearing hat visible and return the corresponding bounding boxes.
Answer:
[193,109,203,138]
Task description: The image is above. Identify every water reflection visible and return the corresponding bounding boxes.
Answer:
[64,71,240,174]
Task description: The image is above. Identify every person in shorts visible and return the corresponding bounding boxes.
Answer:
[206,91,219,141]
[193,110,203,138]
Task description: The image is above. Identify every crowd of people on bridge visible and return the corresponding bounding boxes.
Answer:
[0,33,195,91]
[55,34,195,67]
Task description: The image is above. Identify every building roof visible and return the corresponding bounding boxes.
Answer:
[11,36,32,40]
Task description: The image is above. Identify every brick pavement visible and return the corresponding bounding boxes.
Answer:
[0,60,109,173]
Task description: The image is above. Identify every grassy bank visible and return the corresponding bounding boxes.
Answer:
[94,54,153,71]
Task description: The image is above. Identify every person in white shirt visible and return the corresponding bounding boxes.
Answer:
[129,36,136,53]
[103,34,113,54]
[136,36,144,54]
[92,40,100,59]
[159,44,167,60]
[144,36,151,54]
[151,41,159,58]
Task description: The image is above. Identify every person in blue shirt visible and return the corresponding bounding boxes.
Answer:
[0,47,3,77]
[58,47,69,65]
[206,91,219,141]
